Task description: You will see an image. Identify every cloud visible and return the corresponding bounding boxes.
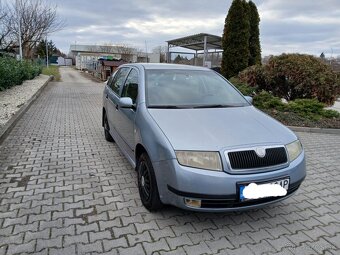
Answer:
[125,15,224,36]
[45,0,340,57]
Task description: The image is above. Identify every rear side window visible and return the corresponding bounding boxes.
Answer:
[109,67,130,95]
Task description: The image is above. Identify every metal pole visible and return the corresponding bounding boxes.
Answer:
[203,36,207,66]
[195,50,197,66]
[145,40,148,63]
[46,34,49,68]
[16,0,23,60]
[167,44,170,63]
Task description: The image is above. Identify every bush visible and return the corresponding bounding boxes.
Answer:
[253,91,286,111]
[287,99,340,120]
[239,54,340,105]
[286,99,324,120]
[0,57,42,91]
[229,77,257,96]
[238,64,266,90]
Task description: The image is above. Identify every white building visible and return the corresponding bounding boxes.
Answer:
[68,44,160,70]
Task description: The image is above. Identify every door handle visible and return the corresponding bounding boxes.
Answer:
[106,94,108,99]
[115,104,119,110]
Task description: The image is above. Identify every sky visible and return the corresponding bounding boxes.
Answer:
[44,0,340,57]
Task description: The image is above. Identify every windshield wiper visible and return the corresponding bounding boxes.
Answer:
[148,105,183,109]
[148,104,244,109]
[191,104,241,109]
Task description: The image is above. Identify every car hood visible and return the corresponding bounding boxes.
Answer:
[148,106,297,151]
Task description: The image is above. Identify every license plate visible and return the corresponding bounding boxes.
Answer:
[239,178,290,201]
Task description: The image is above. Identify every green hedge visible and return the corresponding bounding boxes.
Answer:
[0,57,42,91]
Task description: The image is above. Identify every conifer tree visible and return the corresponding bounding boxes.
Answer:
[221,0,250,78]
[248,0,262,65]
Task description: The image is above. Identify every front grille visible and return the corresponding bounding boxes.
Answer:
[227,147,287,170]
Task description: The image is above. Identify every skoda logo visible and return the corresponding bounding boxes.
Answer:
[255,147,266,158]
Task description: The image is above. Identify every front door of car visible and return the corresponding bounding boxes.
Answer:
[105,67,130,134]
[116,68,139,153]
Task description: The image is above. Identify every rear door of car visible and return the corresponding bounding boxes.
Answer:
[105,67,130,134]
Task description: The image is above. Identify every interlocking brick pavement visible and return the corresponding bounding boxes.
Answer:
[0,67,339,254]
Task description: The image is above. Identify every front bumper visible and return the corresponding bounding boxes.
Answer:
[153,152,306,212]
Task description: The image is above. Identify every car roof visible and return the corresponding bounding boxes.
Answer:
[121,63,211,71]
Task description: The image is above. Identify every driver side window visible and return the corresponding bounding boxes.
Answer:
[121,69,138,104]
[109,67,130,95]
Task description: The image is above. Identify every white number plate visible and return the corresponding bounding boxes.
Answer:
[239,178,290,201]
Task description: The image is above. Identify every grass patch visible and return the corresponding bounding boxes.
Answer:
[42,65,61,81]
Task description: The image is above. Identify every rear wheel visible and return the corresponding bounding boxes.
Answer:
[137,153,162,211]
[103,112,114,142]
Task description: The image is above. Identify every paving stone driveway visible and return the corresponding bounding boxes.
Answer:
[0,67,339,255]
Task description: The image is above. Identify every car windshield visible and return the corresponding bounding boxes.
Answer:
[146,69,249,108]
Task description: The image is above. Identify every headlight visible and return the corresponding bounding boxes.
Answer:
[175,151,222,171]
[286,140,303,162]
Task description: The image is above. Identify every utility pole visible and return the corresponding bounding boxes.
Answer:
[145,41,148,63]
[46,34,49,68]
[16,0,23,61]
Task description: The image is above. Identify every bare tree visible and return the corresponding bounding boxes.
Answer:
[4,0,64,58]
[86,44,98,53]
[0,0,13,52]
[99,42,115,54]
[115,44,136,62]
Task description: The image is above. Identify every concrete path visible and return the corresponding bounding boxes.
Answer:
[0,67,339,254]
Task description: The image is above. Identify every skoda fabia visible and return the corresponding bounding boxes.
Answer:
[102,63,306,212]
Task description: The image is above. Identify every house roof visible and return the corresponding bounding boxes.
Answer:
[100,59,127,67]
[166,33,222,51]
[69,44,136,54]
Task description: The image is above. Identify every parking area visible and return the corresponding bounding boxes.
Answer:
[0,67,339,255]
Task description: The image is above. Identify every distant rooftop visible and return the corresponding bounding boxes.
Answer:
[69,44,135,53]
[167,33,222,51]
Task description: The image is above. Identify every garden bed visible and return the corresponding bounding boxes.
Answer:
[262,109,340,129]
[232,80,340,129]
[0,74,50,129]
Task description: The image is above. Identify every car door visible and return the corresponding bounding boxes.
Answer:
[105,67,130,134]
[115,68,139,154]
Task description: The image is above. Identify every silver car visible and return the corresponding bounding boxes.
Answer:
[102,63,306,212]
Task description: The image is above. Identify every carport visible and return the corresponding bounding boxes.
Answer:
[166,33,223,67]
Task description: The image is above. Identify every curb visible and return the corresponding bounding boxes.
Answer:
[288,126,340,135]
[0,75,53,144]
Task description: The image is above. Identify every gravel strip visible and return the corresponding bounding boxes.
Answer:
[0,74,50,128]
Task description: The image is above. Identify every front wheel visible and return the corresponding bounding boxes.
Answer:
[137,153,162,211]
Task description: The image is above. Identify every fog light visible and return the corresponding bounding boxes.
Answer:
[184,198,201,208]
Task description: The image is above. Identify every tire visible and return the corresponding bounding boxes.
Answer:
[103,112,114,142]
[137,153,162,211]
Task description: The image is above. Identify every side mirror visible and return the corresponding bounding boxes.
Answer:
[119,97,133,108]
[244,96,253,104]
